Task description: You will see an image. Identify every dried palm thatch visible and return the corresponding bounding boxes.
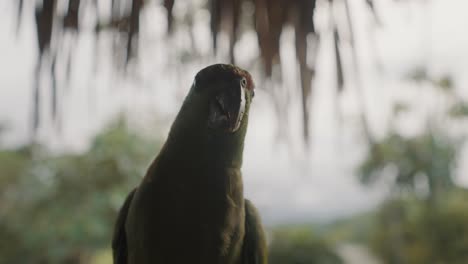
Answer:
[16,0,382,143]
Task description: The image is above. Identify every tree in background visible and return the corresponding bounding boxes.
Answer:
[356,71,468,263]
[359,71,464,202]
[369,191,468,264]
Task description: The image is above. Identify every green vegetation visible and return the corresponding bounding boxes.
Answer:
[269,227,343,264]
[350,73,468,263]
[0,117,161,263]
[359,129,458,200]
[368,191,468,264]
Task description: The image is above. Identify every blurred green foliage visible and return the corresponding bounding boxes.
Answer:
[406,69,454,93]
[324,212,375,245]
[353,73,468,263]
[448,101,468,118]
[0,117,161,263]
[268,227,343,264]
[369,191,468,264]
[359,130,458,200]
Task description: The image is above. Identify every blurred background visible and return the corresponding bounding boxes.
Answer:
[1,0,468,263]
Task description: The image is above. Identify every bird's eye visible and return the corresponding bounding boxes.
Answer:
[240,77,247,88]
[251,90,255,98]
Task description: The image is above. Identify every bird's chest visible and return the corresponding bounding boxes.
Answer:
[127,168,245,263]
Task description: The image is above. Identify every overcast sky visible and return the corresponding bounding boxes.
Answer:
[1,0,468,225]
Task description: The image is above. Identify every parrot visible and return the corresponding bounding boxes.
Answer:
[112,64,267,264]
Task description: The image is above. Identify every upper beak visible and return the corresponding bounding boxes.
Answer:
[215,84,246,133]
[231,85,246,132]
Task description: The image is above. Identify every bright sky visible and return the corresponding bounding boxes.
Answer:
[1,0,468,225]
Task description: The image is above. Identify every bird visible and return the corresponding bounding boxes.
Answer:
[112,64,267,264]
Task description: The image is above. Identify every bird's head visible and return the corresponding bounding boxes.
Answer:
[167,64,255,167]
[192,64,255,133]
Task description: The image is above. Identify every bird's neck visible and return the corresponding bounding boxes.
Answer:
[160,94,248,170]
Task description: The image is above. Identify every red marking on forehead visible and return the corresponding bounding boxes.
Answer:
[195,64,255,90]
[232,68,255,91]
